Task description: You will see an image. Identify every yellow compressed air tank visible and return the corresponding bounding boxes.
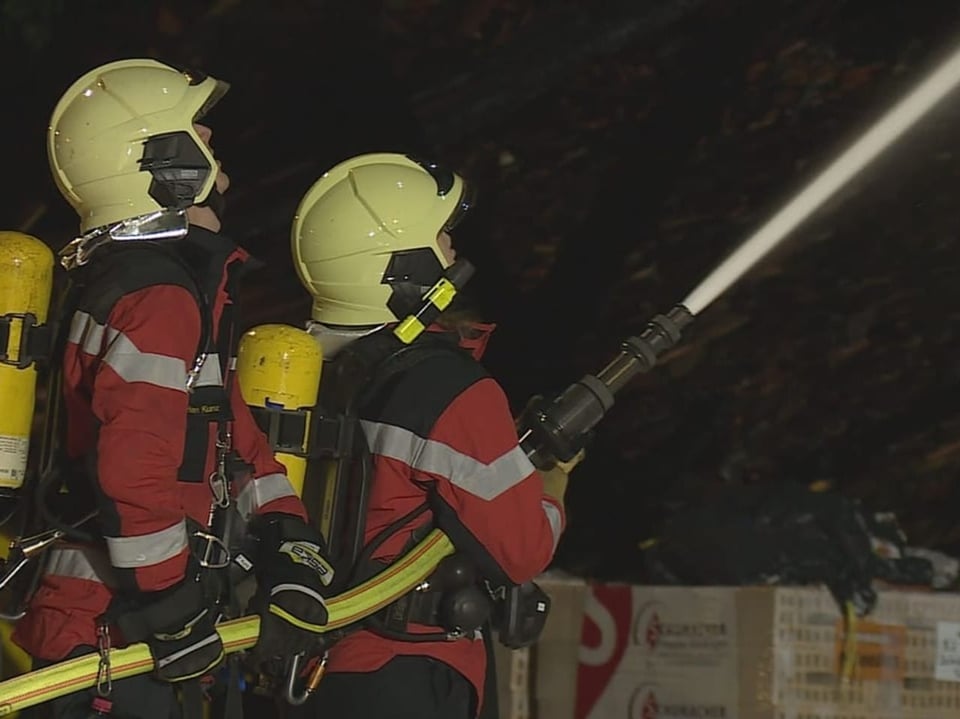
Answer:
[0,232,54,496]
[236,324,322,498]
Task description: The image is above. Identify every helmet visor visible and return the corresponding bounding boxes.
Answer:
[444,180,476,232]
[162,62,231,120]
[194,77,230,121]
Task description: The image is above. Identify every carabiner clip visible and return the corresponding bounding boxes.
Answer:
[283,651,328,706]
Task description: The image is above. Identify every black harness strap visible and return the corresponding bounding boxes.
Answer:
[201,259,248,719]
[174,245,241,486]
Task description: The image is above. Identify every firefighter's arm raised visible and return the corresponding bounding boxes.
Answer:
[414,377,566,586]
[86,284,223,681]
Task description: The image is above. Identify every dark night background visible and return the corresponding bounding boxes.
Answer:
[3,0,960,582]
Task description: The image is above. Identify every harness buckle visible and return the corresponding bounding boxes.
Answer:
[192,530,231,569]
[185,352,209,393]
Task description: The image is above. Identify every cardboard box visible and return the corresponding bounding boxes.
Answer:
[738,585,960,718]
[493,581,960,718]
[577,584,739,719]
[576,584,960,719]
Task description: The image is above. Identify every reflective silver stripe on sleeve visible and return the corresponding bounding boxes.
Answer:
[69,311,190,392]
[68,311,107,355]
[360,420,536,501]
[102,332,188,392]
[541,500,563,552]
[44,546,116,587]
[235,472,299,521]
[105,520,189,569]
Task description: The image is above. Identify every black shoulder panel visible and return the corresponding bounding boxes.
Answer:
[359,335,489,438]
[74,242,203,325]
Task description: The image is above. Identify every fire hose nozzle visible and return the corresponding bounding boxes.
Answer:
[601,304,694,394]
[519,304,694,470]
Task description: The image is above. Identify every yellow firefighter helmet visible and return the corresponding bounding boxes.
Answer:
[48,58,229,233]
[291,153,473,327]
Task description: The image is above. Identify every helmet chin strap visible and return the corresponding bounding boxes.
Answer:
[195,186,226,221]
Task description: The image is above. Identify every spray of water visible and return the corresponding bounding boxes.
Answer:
[682,41,960,316]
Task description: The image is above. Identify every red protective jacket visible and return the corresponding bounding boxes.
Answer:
[323,324,565,716]
[13,228,306,662]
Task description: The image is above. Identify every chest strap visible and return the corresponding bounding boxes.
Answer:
[177,254,248,485]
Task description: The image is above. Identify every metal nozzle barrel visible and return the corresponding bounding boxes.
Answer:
[519,305,693,469]
[596,304,693,394]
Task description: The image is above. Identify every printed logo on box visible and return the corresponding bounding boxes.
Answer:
[633,600,730,653]
[577,587,739,719]
[628,683,729,719]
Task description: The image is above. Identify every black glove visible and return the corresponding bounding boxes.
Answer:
[148,606,224,682]
[113,577,225,683]
[246,513,335,663]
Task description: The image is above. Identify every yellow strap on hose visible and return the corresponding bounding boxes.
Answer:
[840,600,859,682]
[0,529,455,715]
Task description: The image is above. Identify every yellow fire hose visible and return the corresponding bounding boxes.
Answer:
[0,529,455,715]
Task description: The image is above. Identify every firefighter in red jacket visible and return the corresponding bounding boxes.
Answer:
[13,59,333,719]
[286,153,579,718]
